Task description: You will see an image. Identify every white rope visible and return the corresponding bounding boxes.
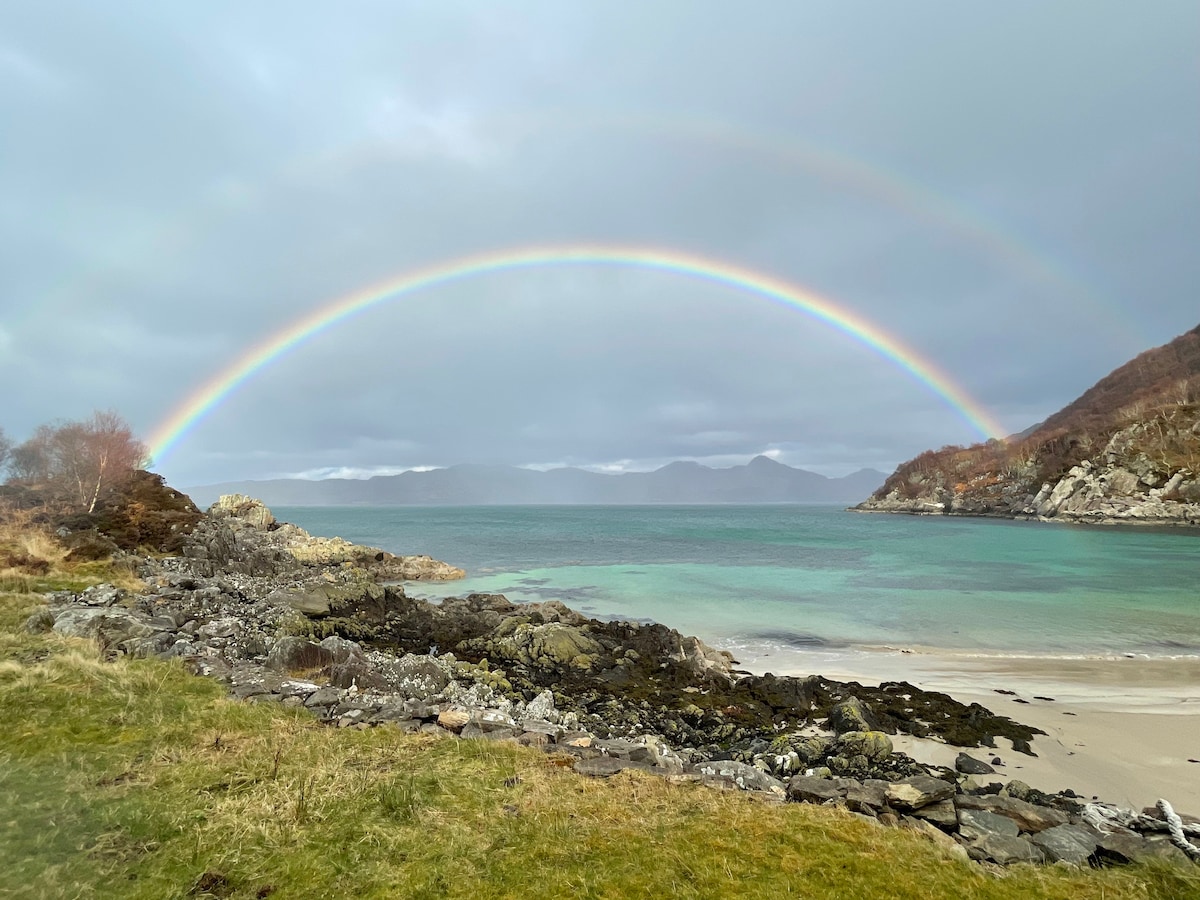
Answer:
[1157,799,1200,862]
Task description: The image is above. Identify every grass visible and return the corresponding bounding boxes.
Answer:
[2,556,1199,898]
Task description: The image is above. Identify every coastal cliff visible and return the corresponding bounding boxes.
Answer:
[858,324,1200,527]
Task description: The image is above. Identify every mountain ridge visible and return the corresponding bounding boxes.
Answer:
[187,456,886,508]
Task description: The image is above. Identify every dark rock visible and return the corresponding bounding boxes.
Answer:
[1093,830,1149,865]
[318,635,365,663]
[1029,824,1099,864]
[955,752,995,775]
[787,775,844,804]
[845,779,889,815]
[264,637,335,672]
[328,656,391,691]
[303,686,343,708]
[967,834,1045,865]
[911,799,957,830]
[461,723,520,742]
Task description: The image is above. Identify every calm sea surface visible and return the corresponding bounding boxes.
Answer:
[275,505,1200,661]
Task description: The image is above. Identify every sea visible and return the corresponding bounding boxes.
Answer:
[275,505,1200,670]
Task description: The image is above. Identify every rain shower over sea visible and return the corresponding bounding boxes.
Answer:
[276,505,1200,668]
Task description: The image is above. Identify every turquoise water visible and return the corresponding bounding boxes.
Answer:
[276,505,1200,660]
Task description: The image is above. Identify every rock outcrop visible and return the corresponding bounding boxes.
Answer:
[858,325,1200,528]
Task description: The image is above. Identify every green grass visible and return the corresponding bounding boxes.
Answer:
[2,586,1198,899]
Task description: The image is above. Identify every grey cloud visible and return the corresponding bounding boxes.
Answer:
[1,2,1195,487]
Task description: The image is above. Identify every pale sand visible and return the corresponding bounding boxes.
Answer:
[735,646,1200,813]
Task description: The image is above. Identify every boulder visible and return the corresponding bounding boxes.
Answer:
[211,494,276,531]
[845,779,889,815]
[834,731,893,761]
[901,818,970,860]
[319,635,365,663]
[954,752,995,775]
[1029,824,1099,864]
[955,793,1068,832]
[22,608,56,634]
[967,834,1045,866]
[911,799,957,830]
[376,654,451,699]
[692,761,786,796]
[827,697,879,734]
[303,686,343,708]
[958,808,1019,841]
[787,775,844,804]
[264,637,335,672]
[574,757,652,777]
[885,776,955,810]
[437,709,470,733]
[485,622,604,672]
[269,581,387,618]
[52,607,175,657]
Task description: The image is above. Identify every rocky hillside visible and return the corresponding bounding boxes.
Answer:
[858,324,1200,526]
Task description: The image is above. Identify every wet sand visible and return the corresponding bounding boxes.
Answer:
[739,646,1200,813]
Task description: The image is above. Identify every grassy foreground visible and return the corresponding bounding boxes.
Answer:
[2,569,1198,899]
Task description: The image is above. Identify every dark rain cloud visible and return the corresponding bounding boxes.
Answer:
[1,1,1196,486]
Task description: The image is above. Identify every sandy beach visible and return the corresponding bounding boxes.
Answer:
[739,646,1200,813]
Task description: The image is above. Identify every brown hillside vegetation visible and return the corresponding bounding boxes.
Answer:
[1034,324,1200,437]
[862,324,1200,523]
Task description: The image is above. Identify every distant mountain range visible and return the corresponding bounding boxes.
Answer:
[186,456,887,508]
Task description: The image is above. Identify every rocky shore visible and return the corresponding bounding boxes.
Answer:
[857,420,1200,528]
[25,495,1200,870]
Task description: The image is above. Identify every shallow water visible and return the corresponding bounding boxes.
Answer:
[276,505,1200,661]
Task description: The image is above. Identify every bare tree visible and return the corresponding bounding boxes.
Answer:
[7,424,56,483]
[0,426,10,473]
[78,410,147,513]
[3,412,147,512]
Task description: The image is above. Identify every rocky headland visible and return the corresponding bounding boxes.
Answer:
[857,324,1200,528]
[24,493,1200,870]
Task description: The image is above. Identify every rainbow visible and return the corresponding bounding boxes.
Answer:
[147,244,1006,463]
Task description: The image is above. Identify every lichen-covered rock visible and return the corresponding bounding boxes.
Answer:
[693,760,785,796]
[484,622,604,672]
[211,494,276,531]
[834,731,893,761]
[827,697,879,734]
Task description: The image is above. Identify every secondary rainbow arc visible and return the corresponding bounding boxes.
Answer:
[147,245,1006,464]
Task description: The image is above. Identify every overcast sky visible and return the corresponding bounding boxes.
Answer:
[2,2,1197,486]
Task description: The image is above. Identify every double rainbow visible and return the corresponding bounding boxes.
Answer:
[148,244,1005,463]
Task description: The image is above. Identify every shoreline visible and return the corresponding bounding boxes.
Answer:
[736,644,1200,811]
